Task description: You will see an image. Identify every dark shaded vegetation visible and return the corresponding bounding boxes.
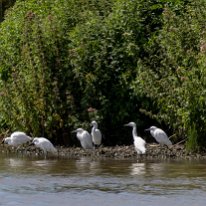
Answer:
[0,0,16,22]
[1,0,206,151]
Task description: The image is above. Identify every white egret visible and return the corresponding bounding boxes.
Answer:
[91,120,102,147]
[145,126,172,146]
[72,128,93,149]
[124,122,146,154]
[2,131,32,147]
[32,137,57,155]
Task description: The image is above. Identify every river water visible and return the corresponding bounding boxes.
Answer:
[0,154,206,206]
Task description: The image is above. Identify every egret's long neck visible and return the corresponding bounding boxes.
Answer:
[92,124,97,131]
[91,126,95,134]
[132,126,137,138]
[150,129,155,137]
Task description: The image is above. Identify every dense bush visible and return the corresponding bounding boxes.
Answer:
[0,0,143,145]
[0,0,115,143]
[136,1,206,151]
[1,0,206,150]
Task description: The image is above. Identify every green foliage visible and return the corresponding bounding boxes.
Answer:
[2,0,206,150]
[136,0,206,151]
[0,0,120,144]
[0,0,77,143]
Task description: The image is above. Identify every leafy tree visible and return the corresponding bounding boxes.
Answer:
[0,0,115,145]
[136,0,206,151]
[2,0,205,151]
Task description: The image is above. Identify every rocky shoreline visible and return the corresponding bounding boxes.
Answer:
[1,143,206,160]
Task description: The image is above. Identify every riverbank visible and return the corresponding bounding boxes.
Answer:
[1,143,206,160]
[57,144,206,160]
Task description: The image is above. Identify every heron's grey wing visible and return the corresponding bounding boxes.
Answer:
[93,129,102,144]
[43,141,57,153]
[155,130,172,145]
[12,134,30,145]
[84,133,93,149]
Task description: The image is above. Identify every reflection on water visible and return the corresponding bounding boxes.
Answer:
[130,162,146,176]
[0,154,206,206]
[7,158,27,168]
[75,157,101,174]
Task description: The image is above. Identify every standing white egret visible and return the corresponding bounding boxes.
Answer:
[2,131,32,147]
[145,126,172,146]
[90,120,102,147]
[124,122,146,154]
[72,128,93,149]
[32,137,57,155]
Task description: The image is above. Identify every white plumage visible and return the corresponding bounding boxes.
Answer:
[125,122,146,154]
[91,120,102,146]
[32,137,57,154]
[73,128,93,149]
[2,131,31,147]
[145,126,172,146]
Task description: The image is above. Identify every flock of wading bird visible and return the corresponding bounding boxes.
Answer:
[1,121,172,156]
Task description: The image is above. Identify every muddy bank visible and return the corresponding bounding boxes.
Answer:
[1,143,206,160]
[56,144,206,160]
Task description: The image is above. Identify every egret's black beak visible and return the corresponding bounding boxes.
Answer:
[29,141,35,146]
[71,130,77,133]
[145,128,150,132]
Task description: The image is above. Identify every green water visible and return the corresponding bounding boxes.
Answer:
[0,154,206,206]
